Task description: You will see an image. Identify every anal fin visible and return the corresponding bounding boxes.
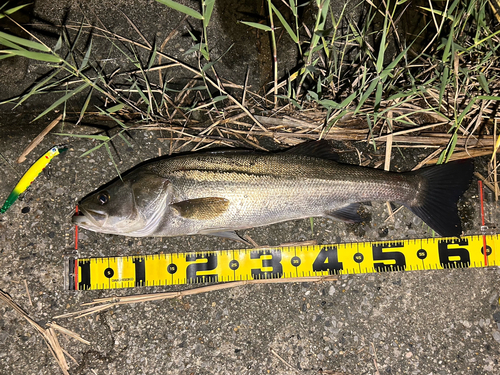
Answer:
[325,203,362,223]
[198,229,250,245]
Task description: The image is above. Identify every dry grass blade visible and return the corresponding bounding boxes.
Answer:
[47,322,91,345]
[494,119,498,200]
[17,114,63,163]
[270,348,302,374]
[62,22,267,132]
[474,172,497,193]
[54,276,338,320]
[424,149,495,164]
[384,110,394,220]
[0,290,70,375]
[372,122,448,141]
[412,148,443,170]
[23,280,32,307]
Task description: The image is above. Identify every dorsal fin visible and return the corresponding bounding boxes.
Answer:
[284,140,339,161]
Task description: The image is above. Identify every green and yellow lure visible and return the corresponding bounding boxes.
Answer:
[1,145,68,214]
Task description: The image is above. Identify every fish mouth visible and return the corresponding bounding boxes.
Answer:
[72,208,107,228]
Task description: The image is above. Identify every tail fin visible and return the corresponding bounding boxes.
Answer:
[406,159,474,237]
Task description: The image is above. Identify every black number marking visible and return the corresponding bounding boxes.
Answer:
[353,253,364,264]
[167,264,177,274]
[417,249,427,260]
[372,242,406,272]
[481,245,492,256]
[104,268,114,278]
[229,260,240,270]
[291,256,301,267]
[251,250,283,279]
[78,260,91,290]
[133,257,146,286]
[186,253,218,283]
[438,239,470,268]
[313,246,343,274]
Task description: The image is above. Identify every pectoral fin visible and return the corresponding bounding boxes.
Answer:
[170,197,229,220]
[325,203,362,223]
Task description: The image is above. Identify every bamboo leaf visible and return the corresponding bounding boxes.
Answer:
[0,49,62,62]
[14,69,62,108]
[308,90,319,101]
[184,42,202,56]
[55,133,110,141]
[338,92,357,108]
[476,95,500,100]
[32,82,90,122]
[97,106,128,128]
[478,73,490,94]
[318,99,340,109]
[77,86,94,124]
[440,131,458,163]
[53,36,63,53]
[0,30,50,52]
[379,44,412,81]
[418,7,454,21]
[203,0,215,28]
[147,42,157,70]
[442,28,454,64]
[376,7,389,74]
[80,142,106,158]
[106,103,126,113]
[456,97,477,126]
[0,3,32,20]
[132,82,150,106]
[0,36,25,50]
[438,66,449,105]
[355,78,379,113]
[155,0,203,20]
[239,21,273,32]
[80,38,92,71]
[270,3,299,43]
[211,95,227,103]
[374,80,383,111]
[199,43,209,60]
[118,132,133,147]
[104,142,121,179]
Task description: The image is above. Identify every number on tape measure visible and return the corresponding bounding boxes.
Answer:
[186,253,218,283]
[438,239,470,268]
[66,235,499,291]
[251,249,283,279]
[312,246,343,274]
[372,242,406,272]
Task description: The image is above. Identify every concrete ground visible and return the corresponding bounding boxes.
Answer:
[0,117,499,375]
[0,1,500,374]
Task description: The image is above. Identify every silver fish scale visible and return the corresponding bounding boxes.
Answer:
[143,153,420,236]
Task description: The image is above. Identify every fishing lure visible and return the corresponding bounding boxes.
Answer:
[1,145,68,214]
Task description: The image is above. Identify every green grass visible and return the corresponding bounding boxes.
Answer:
[0,0,499,166]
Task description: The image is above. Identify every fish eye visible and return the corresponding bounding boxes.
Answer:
[97,192,110,205]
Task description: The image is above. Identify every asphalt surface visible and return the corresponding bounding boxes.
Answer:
[0,122,499,375]
[0,0,500,374]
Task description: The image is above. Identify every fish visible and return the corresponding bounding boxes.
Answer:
[72,141,474,241]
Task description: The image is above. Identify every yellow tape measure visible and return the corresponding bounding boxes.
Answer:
[66,235,499,291]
